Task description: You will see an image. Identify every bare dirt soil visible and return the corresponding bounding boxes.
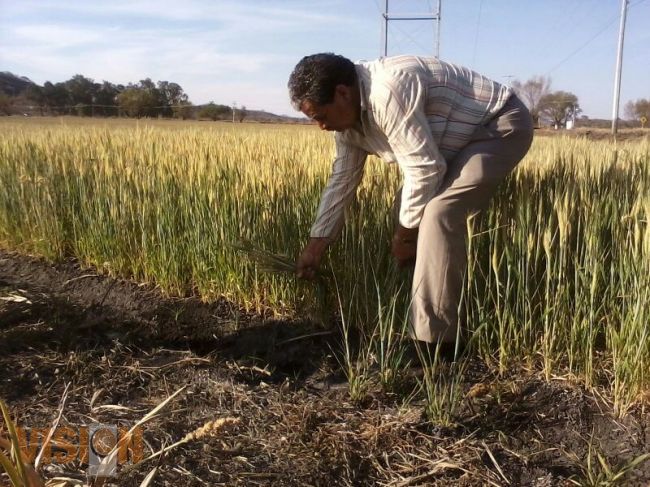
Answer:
[1,249,649,486]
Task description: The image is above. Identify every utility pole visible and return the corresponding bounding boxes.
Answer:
[381,0,441,57]
[436,0,441,58]
[611,0,629,136]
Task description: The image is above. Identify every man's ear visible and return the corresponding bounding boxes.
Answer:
[335,84,353,102]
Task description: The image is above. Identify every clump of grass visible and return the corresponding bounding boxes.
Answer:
[565,430,650,486]
[371,277,410,393]
[232,239,331,322]
[417,347,468,427]
[231,240,296,274]
[0,398,44,487]
[333,281,372,402]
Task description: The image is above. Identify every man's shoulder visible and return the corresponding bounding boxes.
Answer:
[358,56,429,107]
[358,56,436,95]
[361,55,435,74]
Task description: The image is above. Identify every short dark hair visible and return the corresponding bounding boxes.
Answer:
[288,53,357,111]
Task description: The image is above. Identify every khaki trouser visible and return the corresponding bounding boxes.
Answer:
[398,94,534,344]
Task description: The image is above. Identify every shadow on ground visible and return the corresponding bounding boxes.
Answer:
[1,249,649,486]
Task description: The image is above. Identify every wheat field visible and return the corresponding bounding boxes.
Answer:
[1,117,648,415]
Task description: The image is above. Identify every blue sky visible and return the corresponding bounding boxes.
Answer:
[1,0,648,119]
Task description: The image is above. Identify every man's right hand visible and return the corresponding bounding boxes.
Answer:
[296,237,330,280]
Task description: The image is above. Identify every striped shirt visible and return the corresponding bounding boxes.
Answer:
[310,55,512,239]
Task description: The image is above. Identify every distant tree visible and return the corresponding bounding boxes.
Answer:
[623,101,635,120]
[65,74,96,116]
[42,81,71,114]
[539,91,580,128]
[136,78,163,116]
[117,85,158,118]
[0,93,12,115]
[198,102,230,121]
[5,73,191,118]
[624,99,650,127]
[511,75,552,127]
[94,81,121,117]
[157,81,188,118]
[74,103,87,117]
[173,101,194,120]
[24,85,45,115]
[237,105,247,123]
[0,72,34,96]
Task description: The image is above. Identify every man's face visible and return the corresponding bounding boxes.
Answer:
[300,84,359,132]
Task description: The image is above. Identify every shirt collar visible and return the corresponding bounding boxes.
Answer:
[353,63,371,136]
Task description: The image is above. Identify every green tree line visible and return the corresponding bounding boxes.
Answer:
[0,73,246,121]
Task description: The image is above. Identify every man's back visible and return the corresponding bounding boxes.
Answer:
[356,55,512,159]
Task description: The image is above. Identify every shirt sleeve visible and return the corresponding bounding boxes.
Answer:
[310,133,368,239]
[374,70,447,229]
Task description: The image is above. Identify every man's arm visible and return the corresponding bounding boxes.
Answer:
[297,134,368,279]
[309,133,368,238]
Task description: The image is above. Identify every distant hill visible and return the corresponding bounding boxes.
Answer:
[243,108,306,124]
[0,72,36,96]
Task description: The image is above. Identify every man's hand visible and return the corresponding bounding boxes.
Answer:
[392,224,419,268]
[296,237,330,280]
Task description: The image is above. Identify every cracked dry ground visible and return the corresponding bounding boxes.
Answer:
[1,249,649,486]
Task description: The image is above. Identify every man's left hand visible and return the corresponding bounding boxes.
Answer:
[392,224,419,268]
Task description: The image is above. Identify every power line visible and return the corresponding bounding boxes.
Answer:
[471,0,484,68]
[544,14,619,75]
[524,0,593,63]
[549,0,588,36]
[543,0,646,78]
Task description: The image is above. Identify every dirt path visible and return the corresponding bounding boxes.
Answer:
[1,250,649,486]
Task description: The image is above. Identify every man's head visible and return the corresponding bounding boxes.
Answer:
[288,53,360,132]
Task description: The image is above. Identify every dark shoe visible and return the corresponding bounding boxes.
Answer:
[436,341,466,362]
[405,339,466,364]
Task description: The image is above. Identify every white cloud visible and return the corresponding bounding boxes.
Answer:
[0,14,300,114]
[3,0,351,33]
[0,1,340,76]
[0,0,354,114]
[11,24,110,48]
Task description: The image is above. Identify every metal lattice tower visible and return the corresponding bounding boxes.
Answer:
[381,0,442,57]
